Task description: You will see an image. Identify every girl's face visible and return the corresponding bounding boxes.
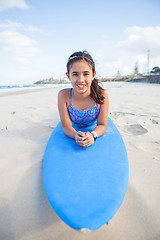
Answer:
[66,60,96,95]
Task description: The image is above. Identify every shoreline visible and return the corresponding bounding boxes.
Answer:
[1,79,160,96]
[0,85,60,97]
[0,83,71,97]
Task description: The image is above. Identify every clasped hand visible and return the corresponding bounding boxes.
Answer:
[75,131,94,148]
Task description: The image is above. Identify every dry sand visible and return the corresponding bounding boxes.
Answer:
[0,82,160,240]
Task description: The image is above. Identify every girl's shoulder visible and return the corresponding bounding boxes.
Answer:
[58,88,71,106]
[58,88,71,97]
[98,90,109,108]
[103,90,109,104]
[103,89,109,99]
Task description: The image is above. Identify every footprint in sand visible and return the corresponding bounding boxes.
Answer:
[139,141,160,153]
[150,119,159,124]
[123,124,148,135]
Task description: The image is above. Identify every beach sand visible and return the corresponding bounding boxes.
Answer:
[0,82,160,240]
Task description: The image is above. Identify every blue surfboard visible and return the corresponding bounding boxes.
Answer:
[43,117,129,231]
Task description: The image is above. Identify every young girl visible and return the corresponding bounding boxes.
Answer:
[58,51,109,148]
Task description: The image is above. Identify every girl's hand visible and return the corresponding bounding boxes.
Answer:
[75,131,86,147]
[75,131,94,148]
[85,132,94,147]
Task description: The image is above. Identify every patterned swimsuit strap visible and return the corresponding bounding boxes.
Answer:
[69,88,73,105]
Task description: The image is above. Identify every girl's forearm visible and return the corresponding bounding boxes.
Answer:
[92,124,107,138]
[62,126,77,139]
[62,124,107,140]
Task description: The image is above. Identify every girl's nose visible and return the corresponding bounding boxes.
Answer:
[78,75,84,82]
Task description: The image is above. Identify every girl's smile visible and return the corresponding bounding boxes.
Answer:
[77,84,86,89]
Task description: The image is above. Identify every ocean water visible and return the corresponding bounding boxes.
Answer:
[1,82,160,95]
[0,83,71,95]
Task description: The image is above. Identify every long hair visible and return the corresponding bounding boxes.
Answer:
[66,51,105,104]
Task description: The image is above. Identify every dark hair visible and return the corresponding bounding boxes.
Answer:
[67,51,105,104]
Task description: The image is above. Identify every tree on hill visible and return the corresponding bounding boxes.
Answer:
[151,66,160,75]
[116,69,121,78]
[134,62,139,75]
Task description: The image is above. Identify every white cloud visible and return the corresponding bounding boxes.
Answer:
[94,53,104,60]
[119,26,160,65]
[27,25,44,33]
[0,21,44,33]
[0,0,29,11]
[0,21,44,67]
[0,21,23,30]
[0,30,40,65]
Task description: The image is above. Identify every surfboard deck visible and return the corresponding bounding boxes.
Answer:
[43,117,129,231]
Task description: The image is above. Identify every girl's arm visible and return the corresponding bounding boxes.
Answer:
[92,90,109,137]
[58,89,77,139]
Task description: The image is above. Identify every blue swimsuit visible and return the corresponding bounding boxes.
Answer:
[68,89,99,128]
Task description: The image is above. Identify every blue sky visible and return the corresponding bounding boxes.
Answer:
[0,0,160,85]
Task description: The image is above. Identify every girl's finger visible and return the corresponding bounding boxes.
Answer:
[77,131,85,137]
